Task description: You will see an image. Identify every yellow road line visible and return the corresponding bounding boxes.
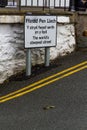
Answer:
[0,61,87,101]
[0,65,87,103]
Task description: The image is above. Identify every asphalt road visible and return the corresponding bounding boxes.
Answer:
[0,50,87,130]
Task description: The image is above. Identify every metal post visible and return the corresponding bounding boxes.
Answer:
[45,47,50,67]
[26,49,31,76]
[43,0,45,11]
[18,0,21,11]
[69,0,75,11]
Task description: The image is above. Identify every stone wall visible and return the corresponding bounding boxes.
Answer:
[76,13,87,47]
[0,16,76,84]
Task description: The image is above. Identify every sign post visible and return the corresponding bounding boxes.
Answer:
[26,49,31,76]
[25,15,57,76]
[45,47,50,67]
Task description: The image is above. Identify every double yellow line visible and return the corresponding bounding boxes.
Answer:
[0,61,87,103]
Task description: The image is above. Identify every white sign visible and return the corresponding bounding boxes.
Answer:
[25,15,57,48]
